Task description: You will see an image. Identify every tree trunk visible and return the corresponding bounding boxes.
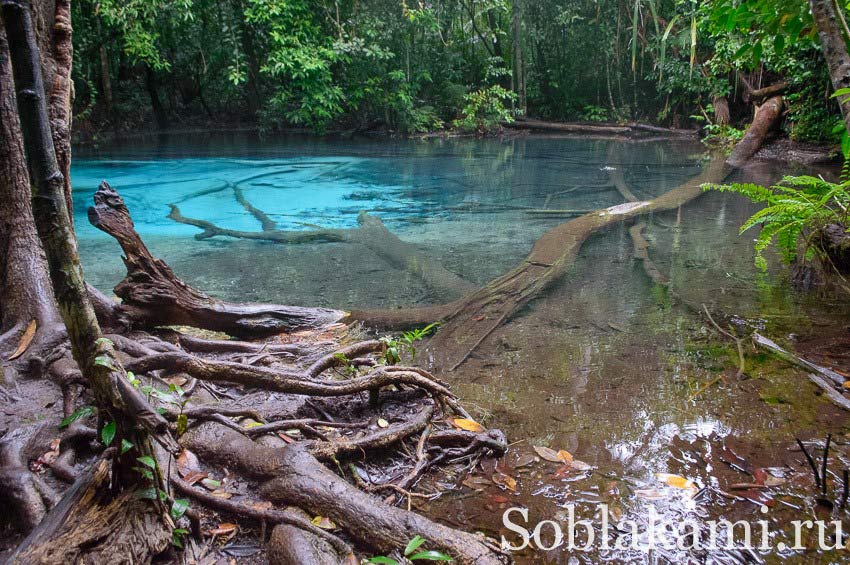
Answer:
[512,0,525,114]
[712,95,730,126]
[3,0,170,485]
[145,66,167,129]
[0,25,60,353]
[726,96,783,167]
[810,0,850,135]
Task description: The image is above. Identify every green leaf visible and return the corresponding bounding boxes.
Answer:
[405,535,427,556]
[409,550,453,561]
[93,355,117,371]
[366,558,399,565]
[137,456,157,469]
[121,439,134,454]
[101,421,116,446]
[170,498,190,520]
[59,405,95,428]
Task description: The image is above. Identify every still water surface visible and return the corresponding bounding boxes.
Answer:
[73,132,850,563]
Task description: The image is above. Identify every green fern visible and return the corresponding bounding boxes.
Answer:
[704,175,850,271]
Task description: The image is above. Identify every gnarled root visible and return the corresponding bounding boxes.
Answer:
[87,181,344,338]
[181,422,507,564]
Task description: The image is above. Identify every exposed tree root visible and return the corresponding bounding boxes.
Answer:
[182,422,507,564]
[88,182,345,338]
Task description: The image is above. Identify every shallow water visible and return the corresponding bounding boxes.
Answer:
[73,132,850,563]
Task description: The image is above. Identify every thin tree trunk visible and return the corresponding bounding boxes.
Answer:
[145,66,168,129]
[512,0,525,114]
[810,0,850,135]
[2,0,170,474]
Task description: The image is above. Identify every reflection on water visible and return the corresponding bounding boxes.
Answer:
[73,132,850,563]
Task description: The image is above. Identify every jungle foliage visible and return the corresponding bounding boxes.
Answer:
[71,0,850,143]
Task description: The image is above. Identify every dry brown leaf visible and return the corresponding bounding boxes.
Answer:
[164,375,188,387]
[532,445,563,463]
[452,418,485,432]
[208,523,238,536]
[492,473,517,491]
[8,320,36,360]
[277,432,296,444]
[557,450,573,464]
[570,460,593,472]
[177,449,201,475]
[250,501,273,511]
[182,470,208,485]
[377,418,389,429]
[211,489,233,499]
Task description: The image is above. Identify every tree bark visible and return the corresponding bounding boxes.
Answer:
[3,0,170,484]
[726,96,783,167]
[89,182,346,337]
[0,26,59,341]
[810,0,850,135]
[712,95,730,126]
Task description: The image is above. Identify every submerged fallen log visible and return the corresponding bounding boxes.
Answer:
[505,117,697,137]
[351,157,732,369]
[167,197,476,301]
[752,332,850,411]
[88,182,344,338]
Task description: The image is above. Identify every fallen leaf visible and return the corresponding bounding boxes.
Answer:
[208,523,238,536]
[311,516,336,529]
[201,478,221,490]
[277,432,296,444]
[8,320,36,360]
[764,476,786,487]
[514,454,537,468]
[752,468,767,485]
[164,375,188,387]
[533,445,563,463]
[492,473,517,491]
[177,449,200,475]
[250,500,273,511]
[243,420,264,429]
[656,473,695,490]
[182,470,208,485]
[557,450,573,464]
[211,489,233,499]
[490,494,510,504]
[452,418,485,432]
[377,418,389,429]
[570,460,593,471]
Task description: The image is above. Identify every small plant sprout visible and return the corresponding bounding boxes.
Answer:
[381,323,439,364]
[365,535,453,563]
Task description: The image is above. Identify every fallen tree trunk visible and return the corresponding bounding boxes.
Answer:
[726,96,784,167]
[167,195,475,301]
[744,81,787,103]
[506,117,696,137]
[88,182,345,338]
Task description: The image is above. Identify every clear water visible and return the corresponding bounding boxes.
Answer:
[72,132,850,563]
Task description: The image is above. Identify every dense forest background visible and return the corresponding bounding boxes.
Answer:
[72,0,843,143]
